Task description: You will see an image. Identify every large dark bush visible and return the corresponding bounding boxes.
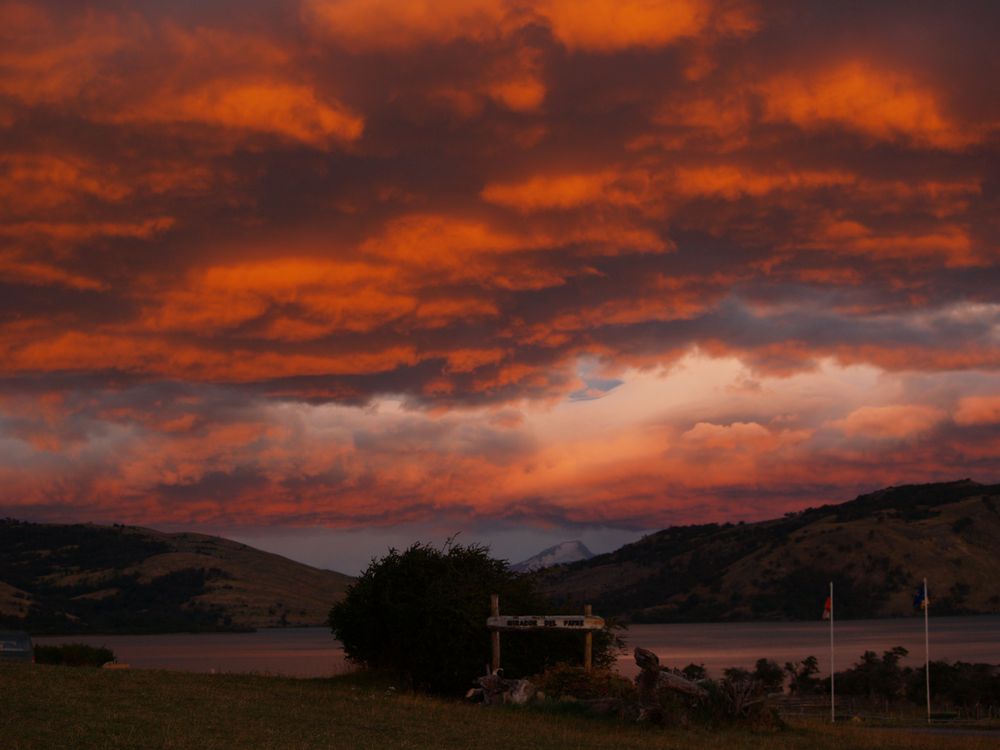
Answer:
[329,542,622,694]
[34,643,115,667]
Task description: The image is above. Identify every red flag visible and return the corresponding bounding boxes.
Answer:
[822,595,831,620]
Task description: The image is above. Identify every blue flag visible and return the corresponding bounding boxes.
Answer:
[913,586,928,610]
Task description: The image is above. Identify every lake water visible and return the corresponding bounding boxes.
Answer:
[33,615,1000,679]
[617,615,1000,677]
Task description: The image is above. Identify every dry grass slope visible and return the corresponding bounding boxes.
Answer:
[128,528,354,628]
[1,664,995,750]
[0,521,354,630]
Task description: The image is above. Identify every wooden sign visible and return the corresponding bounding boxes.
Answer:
[488,595,601,673]
[486,615,605,631]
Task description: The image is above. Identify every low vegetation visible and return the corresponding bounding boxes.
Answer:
[829,647,1000,712]
[2,663,996,750]
[33,643,116,667]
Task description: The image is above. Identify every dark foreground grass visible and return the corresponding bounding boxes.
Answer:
[0,664,995,750]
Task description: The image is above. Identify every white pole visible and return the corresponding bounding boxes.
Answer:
[924,577,931,724]
[830,580,835,724]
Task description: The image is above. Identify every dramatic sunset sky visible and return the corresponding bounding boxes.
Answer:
[2,0,999,572]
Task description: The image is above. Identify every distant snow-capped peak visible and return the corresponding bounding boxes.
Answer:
[511,540,594,572]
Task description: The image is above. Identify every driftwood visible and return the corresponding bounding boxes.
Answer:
[634,648,708,699]
[634,647,708,725]
[633,647,784,729]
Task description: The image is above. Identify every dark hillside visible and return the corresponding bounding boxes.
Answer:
[0,519,353,633]
[538,481,1000,622]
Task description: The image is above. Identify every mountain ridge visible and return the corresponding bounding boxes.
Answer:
[0,519,354,633]
[511,540,594,572]
[536,479,1000,622]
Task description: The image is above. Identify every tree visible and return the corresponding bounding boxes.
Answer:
[836,646,911,701]
[752,658,785,693]
[784,655,820,694]
[329,541,621,695]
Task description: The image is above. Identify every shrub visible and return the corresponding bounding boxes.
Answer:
[681,663,707,681]
[835,646,910,700]
[696,674,784,730]
[329,541,623,695]
[752,658,785,693]
[907,660,1000,707]
[824,649,1000,709]
[34,643,115,667]
[784,655,820,694]
[534,663,636,702]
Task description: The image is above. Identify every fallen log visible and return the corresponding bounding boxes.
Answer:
[634,647,708,699]
[634,647,708,725]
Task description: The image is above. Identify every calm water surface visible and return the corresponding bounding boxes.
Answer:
[34,627,348,678]
[34,615,1000,678]
[618,615,1000,677]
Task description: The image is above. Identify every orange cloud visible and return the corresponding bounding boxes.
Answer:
[3,331,422,381]
[0,4,361,149]
[0,154,132,212]
[441,348,508,373]
[680,421,809,452]
[302,0,509,50]
[482,170,653,211]
[830,345,1000,373]
[803,219,976,267]
[115,82,363,147]
[362,213,526,261]
[486,74,546,112]
[303,0,756,53]
[674,165,854,199]
[0,217,175,243]
[652,93,752,146]
[143,258,420,339]
[954,396,1000,426]
[0,2,132,105]
[761,62,977,149]
[538,0,757,52]
[833,404,947,439]
[0,252,106,291]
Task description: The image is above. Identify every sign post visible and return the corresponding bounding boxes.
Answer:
[490,593,501,674]
[924,578,931,724]
[487,595,605,672]
[829,581,835,724]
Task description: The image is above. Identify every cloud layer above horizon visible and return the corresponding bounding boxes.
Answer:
[2,0,999,536]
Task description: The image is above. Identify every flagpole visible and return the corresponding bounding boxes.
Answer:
[924,577,931,724]
[829,580,835,724]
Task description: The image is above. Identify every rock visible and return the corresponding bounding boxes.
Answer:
[473,671,538,705]
[508,679,536,705]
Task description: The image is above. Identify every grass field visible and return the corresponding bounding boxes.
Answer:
[0,664,995,750]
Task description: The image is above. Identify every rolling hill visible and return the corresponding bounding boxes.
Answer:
[537,480,1000,622]
[0,520,354,633]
